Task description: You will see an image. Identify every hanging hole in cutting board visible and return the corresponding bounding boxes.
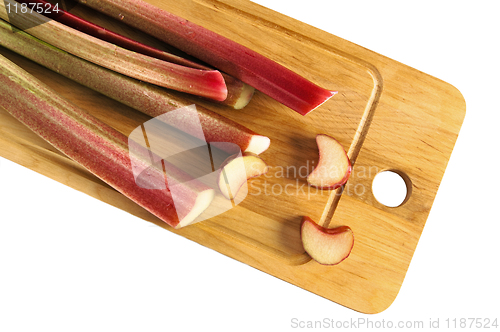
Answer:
[372,170,412,207]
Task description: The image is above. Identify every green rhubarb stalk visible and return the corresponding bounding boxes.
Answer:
[0,53,215,229]
[0,19,270,155]
[0,0,228,101]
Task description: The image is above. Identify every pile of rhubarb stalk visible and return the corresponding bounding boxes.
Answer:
[0,0,355,265]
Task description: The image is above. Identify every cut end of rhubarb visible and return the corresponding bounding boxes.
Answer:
[299,90,338,116]
[217,73,255,109]
[245,135,271,155]
[232,83,255,110]
[218,153,268,200]
[307,134,351,189]
[191,69,227,101]
[175,188,215,228]
[300,216,354,266]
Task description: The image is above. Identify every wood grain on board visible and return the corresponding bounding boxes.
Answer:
[0,0,465,313]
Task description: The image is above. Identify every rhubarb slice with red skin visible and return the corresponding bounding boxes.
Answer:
[0,0,228,102]
[301,216,354,265]
[15,0,254,109]
[0,53,215,229]
[75,0,337,115]
[307,134,351,189]
[0,20,270,155]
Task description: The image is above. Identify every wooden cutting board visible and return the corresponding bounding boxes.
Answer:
[0,0,465,313]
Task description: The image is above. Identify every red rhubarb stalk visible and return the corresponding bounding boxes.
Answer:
[15,0,255,109]
[0,20,270,155]
[76,0,337,115]
[0,0,228,101]
[0,53,215,228]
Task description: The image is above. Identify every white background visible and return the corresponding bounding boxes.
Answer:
[1,0,499,331]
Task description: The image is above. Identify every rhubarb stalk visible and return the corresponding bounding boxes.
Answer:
[0,0,228,101]
[15,0,255,109]
[0,19,270,155]
[0,53,215,228]
[76,0,337,115]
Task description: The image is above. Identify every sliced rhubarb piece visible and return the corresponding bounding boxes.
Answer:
[307,134,351,189]
[218,153,268,200]
[0,20,270,155]
[15,0,254,109]
[0,53,215,229]
[300,216,354,265]
[75,0,337,115]
[0,0,228,101]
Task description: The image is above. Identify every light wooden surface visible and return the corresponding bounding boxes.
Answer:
[0,0,465,313]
